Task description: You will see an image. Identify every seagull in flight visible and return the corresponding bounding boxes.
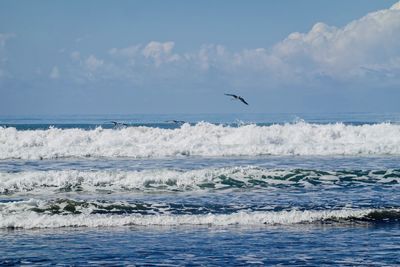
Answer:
[224,93,249,105]
[165,120,186,124]
[111,121,128,127]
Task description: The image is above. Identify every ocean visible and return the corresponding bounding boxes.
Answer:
[1,113,400,266]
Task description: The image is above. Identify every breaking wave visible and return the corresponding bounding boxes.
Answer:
[1,167,399,194]
[1,122,400,159]
[0,199,398,229]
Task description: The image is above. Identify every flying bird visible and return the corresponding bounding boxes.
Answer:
[111,121,128,127]
[224,94,249,105]
[165,120,186,124]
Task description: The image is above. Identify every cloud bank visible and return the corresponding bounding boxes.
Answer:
[64,1,400,89]
[3,2,400,91]
[273,1,400,84]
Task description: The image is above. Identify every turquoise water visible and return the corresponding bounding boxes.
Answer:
[1,113,400,265]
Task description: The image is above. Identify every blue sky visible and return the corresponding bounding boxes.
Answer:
[0,0,400,115]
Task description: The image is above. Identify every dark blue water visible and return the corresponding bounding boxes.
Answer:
[1,113,400,265]
[1,225,400,266]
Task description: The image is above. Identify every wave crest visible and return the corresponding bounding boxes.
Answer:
[1,122,400,159]
[1,200,398,229]
[1,167,399,194]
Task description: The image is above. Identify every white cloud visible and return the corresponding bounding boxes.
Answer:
[49,66,60,79]
[67,1,400,88]
[185,1,400,86]
[272,1,400,81]
[109,45,141,58]
[85,55,104,72]
[191,44,228,70]
[142,41,180,67]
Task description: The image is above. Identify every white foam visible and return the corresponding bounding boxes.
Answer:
[1,122,400,159]
[0,205,376,229]
[0,167,294,194]
[1,167,398,194]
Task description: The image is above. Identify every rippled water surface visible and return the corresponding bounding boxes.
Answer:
[1,113,400,265]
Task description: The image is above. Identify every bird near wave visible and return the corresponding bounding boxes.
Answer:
[110,121,128,128]
[165,120,186,124]
[224,93,249,105]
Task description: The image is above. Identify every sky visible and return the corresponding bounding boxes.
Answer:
[0,0,400,115]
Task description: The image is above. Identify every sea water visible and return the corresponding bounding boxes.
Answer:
[1,113,400,266]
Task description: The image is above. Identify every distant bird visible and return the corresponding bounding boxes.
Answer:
[165,120,186,124]
[111,121,128,127]
[224,93,249,105]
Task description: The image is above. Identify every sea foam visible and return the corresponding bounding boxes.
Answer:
[1,167,399,194]
[0,205,396,229]
[1,122,400,159]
